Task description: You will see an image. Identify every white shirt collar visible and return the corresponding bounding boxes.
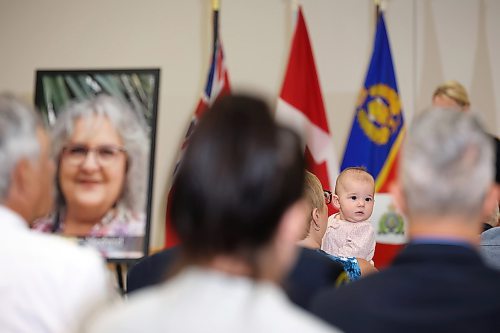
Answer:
[0,205,29,231]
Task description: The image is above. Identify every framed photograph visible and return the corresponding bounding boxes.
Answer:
[34,68,160,263]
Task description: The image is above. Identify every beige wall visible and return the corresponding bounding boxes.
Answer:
[0,0,499,248]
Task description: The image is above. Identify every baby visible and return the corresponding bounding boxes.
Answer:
[322,167,376,263]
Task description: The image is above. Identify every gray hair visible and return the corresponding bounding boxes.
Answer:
[52,94,149,213]
[401,108,494,218]
[0,94,42,201]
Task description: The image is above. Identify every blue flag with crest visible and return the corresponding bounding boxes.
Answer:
[341,13,405,193]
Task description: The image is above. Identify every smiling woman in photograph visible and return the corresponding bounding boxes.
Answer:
[33,94,149,258]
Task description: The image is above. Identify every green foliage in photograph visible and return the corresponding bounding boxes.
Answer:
[37,71,157,132]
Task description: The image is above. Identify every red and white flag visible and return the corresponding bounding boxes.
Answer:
[164,6,230,248]
[276,6,338,215]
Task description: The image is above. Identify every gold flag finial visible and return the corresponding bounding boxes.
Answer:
[212,0,220,10]
[375,0,388,12]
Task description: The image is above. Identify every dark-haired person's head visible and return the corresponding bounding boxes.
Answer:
[171,94,306,281]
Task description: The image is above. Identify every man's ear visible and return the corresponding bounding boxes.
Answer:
[481,184,499,222]
[390,181,408,216]
[332,194,341,210]
[5,159,32,215]
[11,159,31,196]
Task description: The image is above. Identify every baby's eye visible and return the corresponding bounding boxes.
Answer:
[349,196,357,200]
[365,197,373,202]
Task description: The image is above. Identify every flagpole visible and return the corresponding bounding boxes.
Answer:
[212,0,219,53]
[374,0,389,23]
[165,0,231,248]
[374,0,381,24]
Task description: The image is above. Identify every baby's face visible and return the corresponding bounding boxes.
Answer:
[335,178,375,223]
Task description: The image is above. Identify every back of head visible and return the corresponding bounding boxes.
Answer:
[304,171,325,213]
[171,94,305,263]
[302,171,325,239]
[0,94,41,202]
[432,80,470,109]
[401,108,493,218]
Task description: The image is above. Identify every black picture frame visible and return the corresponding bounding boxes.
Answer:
[34,68,160,264]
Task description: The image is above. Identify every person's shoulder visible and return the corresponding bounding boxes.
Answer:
[310,272,393,332]
[23,230,105,270]
[256,283,341,333]
[298,247,338,264]
[10,230,113,309]
[84,285,165,333]
[130,247,180,276]
[310,267,385,312]
[287,247,345,299]
[275,303,341,333]
[481,227,500,243]
[127,247,180,293]
[300,248,349,271]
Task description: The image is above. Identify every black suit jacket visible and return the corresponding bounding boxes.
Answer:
[127,246,179,294]
[127,246,344,310]
[311,243,500,333]
[285,247,344,309]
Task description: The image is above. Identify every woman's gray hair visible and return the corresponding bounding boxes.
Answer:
[52,94,150,213]
[401,107,494,218]
[0,94,41,201]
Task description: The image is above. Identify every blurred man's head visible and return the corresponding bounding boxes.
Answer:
[0,94,55,223]
[393,108,496,231]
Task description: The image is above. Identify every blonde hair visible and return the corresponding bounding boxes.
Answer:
[432,80,470,108]
[335,167,375,195]
[301,171,325,239]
